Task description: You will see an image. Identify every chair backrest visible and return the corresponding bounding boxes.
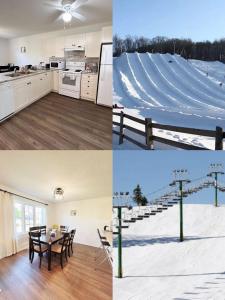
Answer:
[60,233,70,252]
[40,226,46,234]
[60,225,68,232]
[97,229,104,240]
[30,226,40,232]
[70,229,76,242]
[29,231,42,252]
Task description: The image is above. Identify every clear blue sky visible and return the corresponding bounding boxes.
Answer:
[113,151,225,204]
[113,0,225,42]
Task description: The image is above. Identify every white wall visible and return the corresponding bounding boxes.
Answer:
[9,23,112,66]
[47,196,112,247]
[0,38,9,65]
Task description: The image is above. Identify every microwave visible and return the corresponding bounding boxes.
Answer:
[50,60,65,70]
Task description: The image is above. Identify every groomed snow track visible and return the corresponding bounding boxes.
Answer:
[113,53,225,149]
[114,53,225,111]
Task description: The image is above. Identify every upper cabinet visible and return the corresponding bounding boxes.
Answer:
[64,34,85,49]
[85,32,101,58]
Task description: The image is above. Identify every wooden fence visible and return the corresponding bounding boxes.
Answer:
[113,111,224,150]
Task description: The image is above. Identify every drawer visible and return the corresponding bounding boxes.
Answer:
[81,83,97,91]
[81,90,97,100]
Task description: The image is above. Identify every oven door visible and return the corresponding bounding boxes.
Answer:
[59,72,81,91]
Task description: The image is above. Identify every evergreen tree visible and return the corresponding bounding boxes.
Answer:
[133,184,148,206]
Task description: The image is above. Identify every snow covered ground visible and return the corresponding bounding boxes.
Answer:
[113,204,225,300]
[113,53,225,149]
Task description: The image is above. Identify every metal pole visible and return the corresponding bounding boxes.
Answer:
[179,181,184,242]
[118,207,123,278]
[215,173,218,207]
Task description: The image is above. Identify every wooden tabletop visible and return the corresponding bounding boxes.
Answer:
[37,232,64,245]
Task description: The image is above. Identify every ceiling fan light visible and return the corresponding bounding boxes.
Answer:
[63,12,72,22]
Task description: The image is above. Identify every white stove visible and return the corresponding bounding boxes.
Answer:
[59,61,85,99]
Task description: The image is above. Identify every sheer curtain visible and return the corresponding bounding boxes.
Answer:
[0,191,17,259]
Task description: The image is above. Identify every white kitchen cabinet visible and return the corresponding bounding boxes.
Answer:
[42,72,52,95]
[12,72,52,112]
[12,78,30,111]
[81,73,98,101]
[85,32,101,57]
[52,70,59,92]
[0,82,15,120]
[65,34,85,49]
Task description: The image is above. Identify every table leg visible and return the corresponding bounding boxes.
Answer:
[48,244,52,271]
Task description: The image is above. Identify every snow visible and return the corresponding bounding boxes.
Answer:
[113,204,225,300]
[113,53,225,149]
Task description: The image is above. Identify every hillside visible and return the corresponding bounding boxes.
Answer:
[113,204,225,299]
[113,53,225,149]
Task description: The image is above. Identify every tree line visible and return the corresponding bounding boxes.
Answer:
[113,35,225,62]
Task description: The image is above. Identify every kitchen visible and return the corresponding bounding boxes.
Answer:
[0,0,112,150]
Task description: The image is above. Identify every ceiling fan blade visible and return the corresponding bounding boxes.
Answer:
[71,11,86,21]
[71,0,88,10]
[50,11,63,23]
[43,2,64,11]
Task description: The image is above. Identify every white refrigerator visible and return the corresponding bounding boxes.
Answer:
[97,43,112,107]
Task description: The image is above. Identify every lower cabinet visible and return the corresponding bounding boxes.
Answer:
[12,72,52,112]
[81,73,98,102]
[0,82,15,120]
[52,70,59,93]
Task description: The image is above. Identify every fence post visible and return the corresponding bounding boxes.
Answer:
[215,126,223,150]
[119,111,124,145]
[145,118,153,149]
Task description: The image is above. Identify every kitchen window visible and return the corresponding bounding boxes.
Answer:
[14,197,46,235]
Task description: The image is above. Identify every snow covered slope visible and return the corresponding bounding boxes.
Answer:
[114,204,225,300]
[190,59,225,86]
[113,53,225,149]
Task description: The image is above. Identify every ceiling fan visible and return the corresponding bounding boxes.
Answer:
[45,0,88,23]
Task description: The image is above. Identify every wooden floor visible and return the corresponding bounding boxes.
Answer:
[0,244,112,300]
[0,93,112,150]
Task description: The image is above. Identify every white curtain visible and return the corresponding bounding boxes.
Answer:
[0,192,17,259]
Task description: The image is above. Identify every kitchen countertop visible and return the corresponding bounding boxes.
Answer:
[82,72,98,75]
[0,69,54,85]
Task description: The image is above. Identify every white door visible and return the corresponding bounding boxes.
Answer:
[0,83,15,120]
[101,44,112,65]
[97,65,112,107]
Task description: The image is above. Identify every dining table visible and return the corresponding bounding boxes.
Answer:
[29,231,64,271]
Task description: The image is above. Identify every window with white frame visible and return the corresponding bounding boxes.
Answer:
[14,197,46,235]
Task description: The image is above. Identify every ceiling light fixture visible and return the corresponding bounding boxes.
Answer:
[54,187,64,201]
[63,11,72,23]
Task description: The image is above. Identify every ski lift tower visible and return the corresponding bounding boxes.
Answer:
[170,169,190,242]
[207,163,224,207]
[113,191,130,278]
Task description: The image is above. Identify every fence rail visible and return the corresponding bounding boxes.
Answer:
[113,111,224,150]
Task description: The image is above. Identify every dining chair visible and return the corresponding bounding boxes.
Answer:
[29,231,48,268]
[29,226,40,232]
[60,225,68,232]
[95,229,112,269]
[51,232,70,269]
[68,229,76,257]
[40,226,47,234]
